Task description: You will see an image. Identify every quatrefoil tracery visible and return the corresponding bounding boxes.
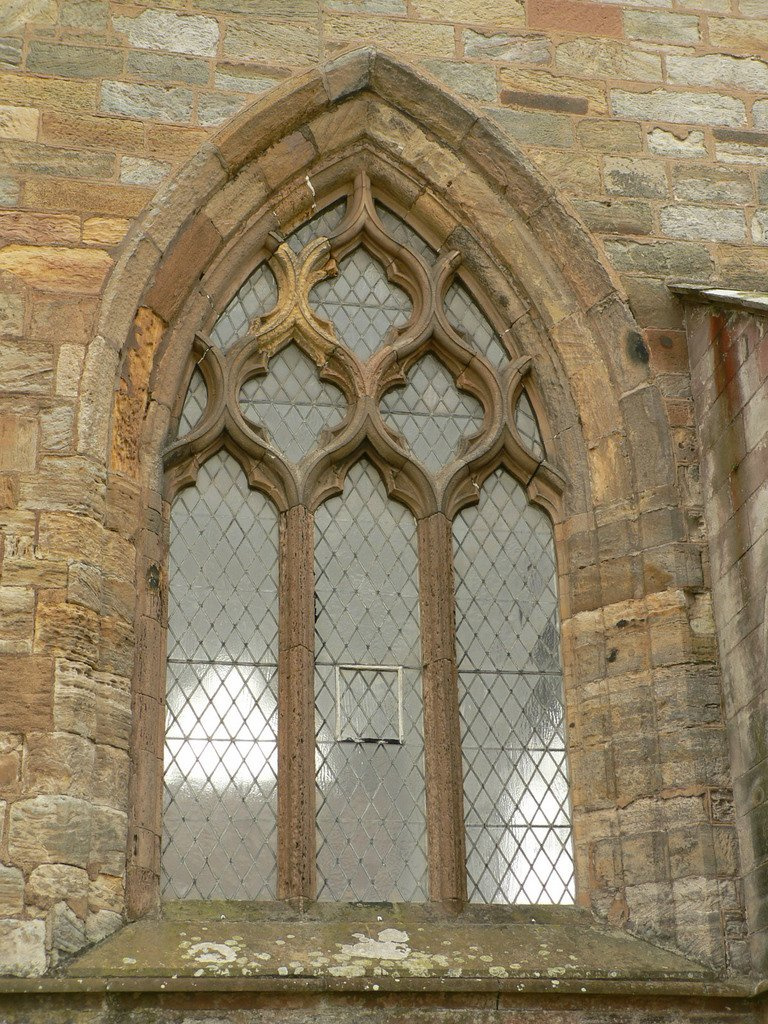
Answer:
[167,172,560,519]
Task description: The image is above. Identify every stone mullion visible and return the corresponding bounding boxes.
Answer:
[418,511,467,908]
[277,503,317,904]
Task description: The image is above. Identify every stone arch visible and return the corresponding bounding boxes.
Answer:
[78,48,731,967]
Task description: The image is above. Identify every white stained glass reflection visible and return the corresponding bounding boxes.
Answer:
[239,343,347,463]
[177,367,207,438]
[515,390,546,461]
[380,352,484,474]
[162,451,279,900]
[314,460,428,902]
[287,198,347,253]
[210,263,278,351]
[311,248,412,360]
[445,280,509,368]
[453,468,574,905]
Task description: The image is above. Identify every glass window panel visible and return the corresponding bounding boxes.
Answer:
[162,451,279,900]
[445,280,509,368]
[176,367,207,438]
[239,342,347,463]
[314,460,428,902]
[515,390,546,461]
[311,247,412,360]
[375,201,437,265]
[286,198,347,253]
[380,352,484,474]
[453,468,574,904]
[210,263,277,350]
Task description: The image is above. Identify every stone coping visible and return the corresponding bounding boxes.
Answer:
[0,902,753,998]
[671,282,768,314]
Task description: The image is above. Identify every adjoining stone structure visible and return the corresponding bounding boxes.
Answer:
[0,0,767,1019]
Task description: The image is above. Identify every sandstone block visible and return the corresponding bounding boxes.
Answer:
[26,41,122,79]
[0,245,112,295]
[605,239,712,278]
[60,0,108,30]
[0,338,53,394]
[624,10,700,45]
[0,140,113,180]
[0,72,98,115]
[214,66,279,94]
[88,872,124,914]
[500,67,607,115]
[0,105,38,142]
[26,177,152,217]
[197,92,247,128]
[27,863,88,915]
[673,167,752,204]
[647,128,707,159]
[23,731,96,798]
[119,156,170,187]
[83,217,129,246]
[0,414,36,471]
[463,30,550,63]
[50,901,87,955]
[224,18,320,66]
[573,198,653,236]
[611,89,745,129]
[751,210,768,244]
[555,38,661,82]
[0,919,46,977]
[0,211,80,246]
[86,909,122,944]
[709,16,768,52]
[414,0,523,19]
[576,118,642,153]
[90,806,128,875]
[101,81,194,124]
[529,0,622,37]
[0,289,23,336]
[125,50,210,86]
[94,671,132,749]
[0,866,23,915]
[604,157,668,199]
[326,16,452,59]
[113,10,219,57]
[489,107,573,147]
[41,111,144,153]
[8,794,91,869]
[0,37,22,67]
[53,660,96,739]
[0,587,35,655]
[424,60,497,103]
[668,53,768,93]
[661,204,746,243]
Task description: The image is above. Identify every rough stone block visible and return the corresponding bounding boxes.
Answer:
[26,41,123,79]
[604,156,668,198]
[0,414,36,471]
[113,9,219,56]
[529,0,622,37]
[50,901,87,955]
[576,118,643,152]
[661,204,746,243]
[647,127,707,158]
[0,919,46,976]
[668,53,768,93]
[196,92,247,127]
[488,107,574,147]
[624,10,700,45]
[0,244,112,295]
[555,38,662,82]
[23,731,96,798]
[610,89,745,128]
[224,18,320,65]
[101,81,194,124]
[464,30,550,63]
[0,865,23,915]
[0,104,38,141]
[27,863,89,916]
[8,795,91,869]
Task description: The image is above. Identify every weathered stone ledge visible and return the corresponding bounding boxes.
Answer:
[670,282,768,314]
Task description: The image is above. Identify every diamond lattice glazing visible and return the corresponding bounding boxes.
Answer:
[445,280,508,368]
[177,367,207,438]
[380,352,484,474]
[210,264,278,350]
[311,247,412,360]
[314,460,428,901]
[239,343,347,463]
[287,198,347,252]
[162,451,279,899]
[515,390,545,461]
[453,468,574,904]
[375,202,437,265]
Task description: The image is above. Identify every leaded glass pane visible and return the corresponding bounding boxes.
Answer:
[162,452,279,900]
[375,202,437,265]
[453,468,574,904]
[515,390,545,461]
[311,248,412,360]
[380,352,484,474]
[445,280,509,368]
[287,198,347,253]
[314,460,428,902]
[177,367,207,438]
[239,343,347,463]
[210,263,277,350]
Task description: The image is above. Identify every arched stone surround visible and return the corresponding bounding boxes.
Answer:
[72,48,739,971]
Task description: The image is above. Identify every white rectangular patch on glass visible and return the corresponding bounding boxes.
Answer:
[335,664,403,743]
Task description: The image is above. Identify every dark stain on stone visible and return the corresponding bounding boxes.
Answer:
[627,330,649,364]
[607,648,618,663]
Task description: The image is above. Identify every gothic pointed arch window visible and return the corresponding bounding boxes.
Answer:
[161,172,574,906]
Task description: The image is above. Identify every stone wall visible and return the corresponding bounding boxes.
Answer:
[681,290,768,971]
[0,0,765,985]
